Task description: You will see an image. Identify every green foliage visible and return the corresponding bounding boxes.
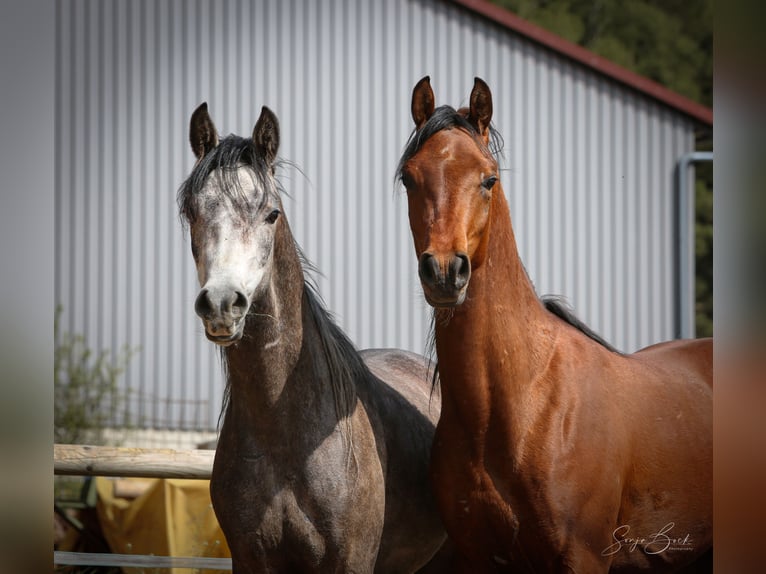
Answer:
[492,0,712,107]
[490,0,713,337]
[54,306,137,445]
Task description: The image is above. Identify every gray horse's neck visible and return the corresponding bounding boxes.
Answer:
[221,225,355,447]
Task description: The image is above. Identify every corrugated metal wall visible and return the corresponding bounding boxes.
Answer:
[55,0,695,431]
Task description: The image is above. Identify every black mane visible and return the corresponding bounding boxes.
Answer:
[395,105,504,183]
[303,274,371,414]
[300,251,374,395]
[541,295,621,354]
[177,134,279,224]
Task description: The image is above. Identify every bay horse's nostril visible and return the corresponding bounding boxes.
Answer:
[451,252,471,290]
[418,253,441,287]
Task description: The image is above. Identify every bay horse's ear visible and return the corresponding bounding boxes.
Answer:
[411,76,435,130]
[253,106,280,166]
[189,102,219,160]
[468,77,493,136]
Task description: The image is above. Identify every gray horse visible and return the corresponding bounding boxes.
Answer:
[178,103,448,573]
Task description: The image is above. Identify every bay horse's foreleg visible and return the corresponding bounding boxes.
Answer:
[560,548,612,574]
[447,552,498,574]
[676,549,713,574]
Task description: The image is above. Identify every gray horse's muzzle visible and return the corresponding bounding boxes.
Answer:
[194,284,250,345]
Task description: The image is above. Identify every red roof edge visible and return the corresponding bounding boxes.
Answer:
[451,0,713,126]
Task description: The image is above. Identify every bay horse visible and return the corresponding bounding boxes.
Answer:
[397,77,713,573]
[179,103,447,572]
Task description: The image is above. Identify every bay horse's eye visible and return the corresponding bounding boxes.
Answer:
[265,209,281,224]
[482,175,498,190]
[401,172,416,191]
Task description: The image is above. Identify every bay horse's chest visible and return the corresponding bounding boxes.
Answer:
[430,417,527,569]
[429,402,608,572]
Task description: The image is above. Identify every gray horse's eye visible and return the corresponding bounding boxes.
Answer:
[265,209,281,224]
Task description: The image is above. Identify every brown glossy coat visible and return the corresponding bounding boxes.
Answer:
[398,77,713,573]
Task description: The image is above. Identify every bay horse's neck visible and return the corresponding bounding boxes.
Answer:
[435,185,556,417]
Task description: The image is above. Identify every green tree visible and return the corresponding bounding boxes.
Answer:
[493,0,712,107]
[491,0,713,336]
[54,306,136,445]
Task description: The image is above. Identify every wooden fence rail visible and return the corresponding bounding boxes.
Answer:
[54,443,215,479]
[54,443,230,570]
[54,551,232,570]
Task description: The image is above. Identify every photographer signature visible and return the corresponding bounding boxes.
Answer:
[601,523,694,556]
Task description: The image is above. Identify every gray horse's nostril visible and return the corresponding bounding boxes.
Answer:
[232,290,249,317]
[196,287,249,320]
[195,288,212,318]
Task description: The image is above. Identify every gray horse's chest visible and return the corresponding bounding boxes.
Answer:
[210,428,378,570]
[210,455,328,567]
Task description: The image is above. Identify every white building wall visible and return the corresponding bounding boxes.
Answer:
[55,0,696,432]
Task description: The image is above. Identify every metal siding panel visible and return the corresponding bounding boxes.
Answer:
[584,73,600,336]
[55,0,698,431]
[547,59,563,297]
[506,37,525,266]
[648,107,664,343]
[572,68,588,324]
[610,86,626,349]
[537,53,552,293]
[628,98,640,350]
[519,42,537,279]
[660,113,677,339]
[641,104,654,345]
[72,0,87,342]
[55,1,70,337]
[562,63,575,302]
[579,72,593,333]
[599,82,616,346]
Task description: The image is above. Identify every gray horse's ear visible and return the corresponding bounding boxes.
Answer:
[411,76,435,130]
[253,106,280,166]
[468,77,493,136]
[189,102,219,160]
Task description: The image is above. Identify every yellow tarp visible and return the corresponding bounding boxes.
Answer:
[95,477,231,574]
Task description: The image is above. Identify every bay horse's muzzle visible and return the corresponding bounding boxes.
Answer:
[418,251,470,307]
[194,285,250,344]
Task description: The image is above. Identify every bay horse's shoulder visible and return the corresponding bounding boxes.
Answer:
[635,337,713,360]
[633,338,713,389]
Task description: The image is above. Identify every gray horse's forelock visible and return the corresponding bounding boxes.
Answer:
[178,135,280,227]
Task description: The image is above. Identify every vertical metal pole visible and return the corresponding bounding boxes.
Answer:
[676,151,713,339]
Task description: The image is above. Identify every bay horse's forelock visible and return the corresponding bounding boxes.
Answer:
[180,104,448,572]
[401,77,713,573]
